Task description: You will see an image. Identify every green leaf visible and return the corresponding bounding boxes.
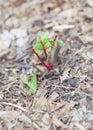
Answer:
[41,32,49,43]
[34,32,53,55]
[34,41,43,55]
[23,73,37,94]
[56,39,63,46]
[45,41,52,51]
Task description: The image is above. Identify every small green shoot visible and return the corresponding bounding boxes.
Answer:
[32,32,63,71]
[23,73,37,94]
[23,33,63,94]
[34,32,53,55]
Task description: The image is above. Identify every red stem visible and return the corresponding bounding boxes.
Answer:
[54,35,57,41]
[39,37,48,58]
[47,62,52,70]
[32,48,52,71]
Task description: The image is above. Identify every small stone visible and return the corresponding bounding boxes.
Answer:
[0,30,14,41]
[11,28,27,38]
[18,114,32,124]
[6,121,16,130]
[5,39,11,48]
[87,52,93,59]
[87,0,93,7]
[67,78,77,88]
[16,38,26,47]
[0,40,11,51]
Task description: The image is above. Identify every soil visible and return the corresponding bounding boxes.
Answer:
[0,0,93,130]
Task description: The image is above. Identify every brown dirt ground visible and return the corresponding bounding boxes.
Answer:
[0,0,93,130]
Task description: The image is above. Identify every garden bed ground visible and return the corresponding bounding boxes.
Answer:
[0,0,93,130]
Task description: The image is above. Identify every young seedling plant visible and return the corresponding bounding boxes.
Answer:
[23,32,63,94]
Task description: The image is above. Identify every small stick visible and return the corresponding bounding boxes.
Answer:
[1,102,27,112]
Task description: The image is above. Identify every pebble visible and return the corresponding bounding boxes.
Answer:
[0,28,28,50]
[67,78,77,87]
[0,40,11,51]
[16,38,26,47]
[0,30,14,41]
[87,0,93,7]
[5,39,11,48]
[11,28,27,38]
[87,52,93,59]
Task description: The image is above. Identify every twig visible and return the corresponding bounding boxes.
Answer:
[0,79,18,91]
[33,122,41,130]
[1,102,27,112]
